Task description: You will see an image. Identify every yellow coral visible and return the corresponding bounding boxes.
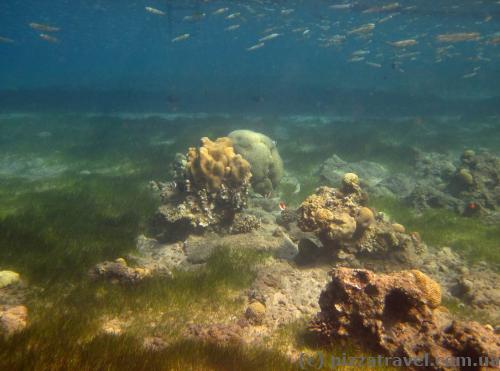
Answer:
[356,207,375,229]
[409,270,442,309]
[342,172,359,191]
[187,137,252,191]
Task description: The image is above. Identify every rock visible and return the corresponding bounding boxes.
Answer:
[185,322,245,345]
[407,150,500,215]
[185,241,215,264]
[248,260,329,330]
[310,267,500,370]
[0,305,27,336]
[245,301,266,324]
[90,258,151,284]
[296,237,324,265]
[0,271,20,288]
[230,213,261,234]
[275,234,299,260]
[319,155,388,190]
[136,235,160,252]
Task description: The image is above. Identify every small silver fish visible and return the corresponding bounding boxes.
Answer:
[349,56,365,62]
[183,13,206,21]
[348,23,375,35]
[39,33,59,43]
[225,12,240,20]
[246,42,265,51]
[329,4,353,10]
[29,22,60,32]
[145,6,165,16]
[352,49,370,56]
[224,24,240,31]
[172,33,190,42]
[366,61,382,68]
[387,39,418,48]
[0,36,14,43]
[462,71,477,79]
[259,33,280,42]
[212,7,229,15]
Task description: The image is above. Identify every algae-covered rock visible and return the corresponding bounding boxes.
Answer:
[0,271,20,288]
[228,130,284,195]
[245,301,266,324]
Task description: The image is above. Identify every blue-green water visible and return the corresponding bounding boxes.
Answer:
[0,1,499,370]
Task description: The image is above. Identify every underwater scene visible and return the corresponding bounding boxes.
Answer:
[1,1,500,370]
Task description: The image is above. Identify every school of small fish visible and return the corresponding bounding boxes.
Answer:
[1,0,499,79]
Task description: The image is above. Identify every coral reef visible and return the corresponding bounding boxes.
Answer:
[297,176,425,263]
[152,136,253,240]
[310,267,500,370]
[228,130,284,196]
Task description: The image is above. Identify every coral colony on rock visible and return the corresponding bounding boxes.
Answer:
[1,1,500,370]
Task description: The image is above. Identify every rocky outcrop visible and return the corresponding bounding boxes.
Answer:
[407,150,500,217]
[297,177,426,264]
[310,267,500,370]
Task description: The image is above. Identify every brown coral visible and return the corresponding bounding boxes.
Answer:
[356,207,375,229]
[187,137,252,191]
[310,267,500,371]
[297,184,426,263]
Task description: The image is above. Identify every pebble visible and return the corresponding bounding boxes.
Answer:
[0,271,20,288]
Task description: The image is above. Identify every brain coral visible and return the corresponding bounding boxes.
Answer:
[228,130,284,195]
[187,137,251,191]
